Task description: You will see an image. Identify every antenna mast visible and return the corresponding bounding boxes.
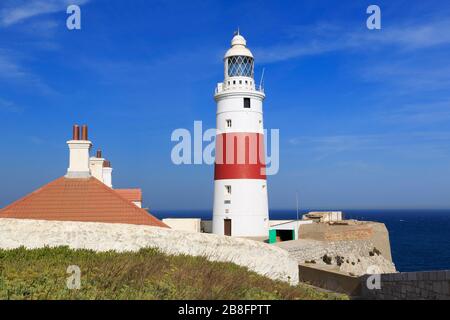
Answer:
[259,67,265,91]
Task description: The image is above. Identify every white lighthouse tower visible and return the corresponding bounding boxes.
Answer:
[212,32,269,237]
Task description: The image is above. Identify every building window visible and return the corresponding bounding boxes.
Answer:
[239,80,242,84]
[225,185,232,195]
[224,200,231,204]
[226,119,232,128]
[233,80,236,85]
[244,98,251,108]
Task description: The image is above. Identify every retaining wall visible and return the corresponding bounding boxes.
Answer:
[361,270,450,300]
[298,264,450,300]
[0,218,299,285]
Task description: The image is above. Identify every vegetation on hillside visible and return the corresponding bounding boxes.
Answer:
[0,247,347,300]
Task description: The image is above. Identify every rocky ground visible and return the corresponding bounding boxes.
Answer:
[276,238,396,276]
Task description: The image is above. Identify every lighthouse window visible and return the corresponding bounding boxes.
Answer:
[225,185,232,195]
[244,98,251,108]
[226,119,232,128]
[228,56,254,77]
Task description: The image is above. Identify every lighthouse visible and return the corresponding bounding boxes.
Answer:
[212,32,269,237]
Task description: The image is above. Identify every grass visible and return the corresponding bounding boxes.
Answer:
[0,246,347,300]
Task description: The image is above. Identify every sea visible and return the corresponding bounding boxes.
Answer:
[152,209,450,273]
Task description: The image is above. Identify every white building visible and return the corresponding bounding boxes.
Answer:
[212,32,269,237]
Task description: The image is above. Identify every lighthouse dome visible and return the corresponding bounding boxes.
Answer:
[222,32,255,80]
[224,33,254,59]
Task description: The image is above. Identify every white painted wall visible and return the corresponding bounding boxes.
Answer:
[132,201,142,208]
[89,157,104,182]
[269,220,314,240]
[212,35,269,238]
[102,167,113,188]
[0,219,299,285]
[213,179,269,237]
[162,218,201,233]
[66,140,92,178]
[269,220,294,227]
[216,93,264,134]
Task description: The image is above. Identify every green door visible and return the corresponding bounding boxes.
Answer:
[269,230,277,244]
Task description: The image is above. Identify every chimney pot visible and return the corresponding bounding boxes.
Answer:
[96,150,102,158]
[72,125,80,140]
[81,125,88,140]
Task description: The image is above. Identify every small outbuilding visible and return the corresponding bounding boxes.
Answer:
[269,220,313,244]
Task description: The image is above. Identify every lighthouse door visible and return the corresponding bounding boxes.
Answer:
[224,219,232,236]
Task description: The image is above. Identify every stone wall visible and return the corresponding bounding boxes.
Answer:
[0,218,299,285]
[298,221,392,261]
[298,264,450,300]
[276,238,396,276]
[361,270,450,300]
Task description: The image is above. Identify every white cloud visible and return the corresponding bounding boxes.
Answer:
[289,132,450,161]
[0,97,23,113]
[254,18,450,64]
[379,100,450,125]
[0,51,27,79]
[0,50,57,95]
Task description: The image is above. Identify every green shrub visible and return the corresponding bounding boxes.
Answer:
[0,247,347,300]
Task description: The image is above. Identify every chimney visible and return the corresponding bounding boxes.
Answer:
[73,125,80,140]
[102,160,113,188]
[66,124,92,178]
[81,125,88,140]
[89,149,105,182]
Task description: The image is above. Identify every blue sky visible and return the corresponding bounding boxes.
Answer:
[1,0,450,211]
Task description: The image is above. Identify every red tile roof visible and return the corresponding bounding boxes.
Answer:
[0,177,168,228]
[115,189,142,203]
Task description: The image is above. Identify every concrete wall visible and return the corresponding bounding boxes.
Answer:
[162,218,201,232]
[0,218,299,285]
[298,264,362,296]
[361,270,450,300]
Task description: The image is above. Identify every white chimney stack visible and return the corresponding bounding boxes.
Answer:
[89,149,105,182]
[102,160,113,188]
[66,125,92,179]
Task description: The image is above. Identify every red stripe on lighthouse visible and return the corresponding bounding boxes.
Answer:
[214,132,266,180]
